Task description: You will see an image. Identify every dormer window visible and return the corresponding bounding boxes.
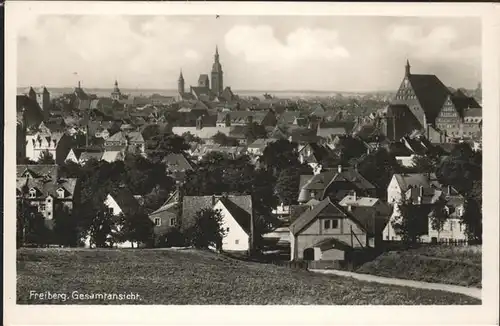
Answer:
[29,188,36,198]
[57,188,65,199]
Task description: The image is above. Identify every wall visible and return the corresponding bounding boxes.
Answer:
[387,176,402,205]
[421,218,468,243]
[214,201,250,252]
[321,248,345,260]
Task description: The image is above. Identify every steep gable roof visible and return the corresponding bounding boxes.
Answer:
[162,153,194,171]
[408,74,451,124]
[16,164,58,180]
[290,197,358,235]
[218,196,253,234]
[108,187,140,217]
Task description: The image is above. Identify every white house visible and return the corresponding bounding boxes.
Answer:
[387,173,441,205]
[83,188,142,248]
[213,196,253,252]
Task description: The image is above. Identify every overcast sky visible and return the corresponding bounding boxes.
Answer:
[17,15,481,92]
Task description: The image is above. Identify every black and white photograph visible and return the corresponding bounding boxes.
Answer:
[4,1,500,325]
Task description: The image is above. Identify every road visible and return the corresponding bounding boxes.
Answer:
[310,269,482,300]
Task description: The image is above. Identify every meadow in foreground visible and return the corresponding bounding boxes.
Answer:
[17,248,481,305]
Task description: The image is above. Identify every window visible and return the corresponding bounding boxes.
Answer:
[39,203,46,212]
[154,218,161,226]
[107,207,114,215]
[47,197,51,203]
[235,240,239,245]
[324,220,331,229]
[47,212,51,217]
[331,219,339,229]
[226,227,230,232]
[170,218,176,226]
[57,188,65,199]
[29,189,36,198]
[450,221,454,231]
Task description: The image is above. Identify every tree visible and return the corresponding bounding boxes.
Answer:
[17,199,50,247]
[436,143,481,195]
[244,122,268,143]
[53,204,80,247]
[212,132,239,147]
[182,132,203,144]
[411,155,439,174]
[260,139,301,176]
[461,198,482,244]
[147,132,190,163]
[38,150,55,164]
[184,208,226,250]
[87,204,115,248]
[115,210,154,248]
[429,200,450,241]
[357,148,402,199]
[391,200,427,244]
[275,167,302,206]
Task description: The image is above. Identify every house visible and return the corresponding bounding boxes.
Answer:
[149,192,181,239]
[190,144,247,161]
[180,195,255,252]
[213,195,254,252]
[382,185,466,243]
[316,122,348,140]
[171,119,233,142]
[162,153,194,181]
[65,148,104,165]
[298,165,377,204]
[25,130,74,164]
[215,110,277,127]
[17,164,58,180]
[101,150,125,163]
[247,138,277,156]
[84,187,142,248]
[16,173,78,221]
[386,173,448,205]
[289,197,377,261]
[298,143,333,171]
[126,131,146,154]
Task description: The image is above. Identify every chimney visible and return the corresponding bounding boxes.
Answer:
[196,117,203,130]
[419,186,423,197]
[211,194,216,206]
[447,185,452,195]
[337,165,342,173]
[352,191,357,201]
[347,205,352,212]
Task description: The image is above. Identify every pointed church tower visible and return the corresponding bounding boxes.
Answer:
[211,45,224,96]
[111,79,122,101]
[405,59,411,77]
[178,69,185,94]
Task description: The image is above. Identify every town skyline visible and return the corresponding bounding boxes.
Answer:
[18,15,481,92]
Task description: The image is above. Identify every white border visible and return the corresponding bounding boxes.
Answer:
[4,2,500,325]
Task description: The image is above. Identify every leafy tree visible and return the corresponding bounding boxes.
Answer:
[275,167,304,206]
[115,210,154,248]
[357,148,401,198]
[411,155,439,174]
[391,200,427,244]
[244,122,268,143]
[436,143,481,195]
[87,204,115,248]
[141,124,161,142]
[17,157,38,165]
[461,198,482,244]
[53,204,80,247]
[17,199,50,247]
[260,139,300,176]
[429,199,450,241]
[212,132,239,147]
[182,132,203,144]
[38,150,55,164]
[147,131,190,163]
[184,208,226,250]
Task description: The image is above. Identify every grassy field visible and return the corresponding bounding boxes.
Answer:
[356,246,482,288]
[16,248,480,305]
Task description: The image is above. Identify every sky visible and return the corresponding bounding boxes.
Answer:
[17,15,481,92]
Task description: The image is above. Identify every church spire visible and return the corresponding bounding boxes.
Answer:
[214,45,219,62]
[178,69,185,94]
[405,59,411,77]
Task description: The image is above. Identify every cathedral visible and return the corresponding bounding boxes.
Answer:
[177,45,235,103]
[380,60,482,143]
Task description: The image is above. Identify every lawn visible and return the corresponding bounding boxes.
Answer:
[17,248,481,305]
[356,246,482,288]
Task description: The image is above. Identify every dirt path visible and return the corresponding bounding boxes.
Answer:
[310,269,482,300]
